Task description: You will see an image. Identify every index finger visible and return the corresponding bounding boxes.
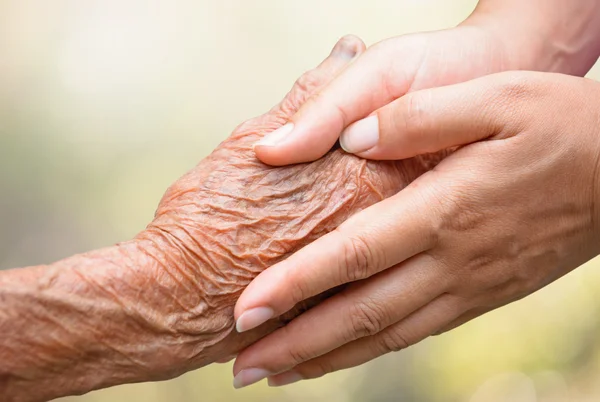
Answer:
[234,180,438,333]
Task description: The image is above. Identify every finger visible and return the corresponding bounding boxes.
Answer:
[245,35,364,153]
[215,355,236,364]
[234,183,437,333]
[254,35,428,166]
[432,306,493,336]
[233,254,450,386]
[267,293,465,386]
[271,35,366,125]
[340,72,528,160]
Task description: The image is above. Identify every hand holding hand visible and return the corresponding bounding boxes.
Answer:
[253,23,513,165]
[0,36,451,401]
[233,71,600,387]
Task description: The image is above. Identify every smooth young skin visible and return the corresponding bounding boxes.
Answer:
[252,0,600,166]
[234,71,600,388]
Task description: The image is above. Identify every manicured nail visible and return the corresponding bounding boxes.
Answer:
[340,115,379,154]
[236,307,274,333]
[268,371,303,387]
[255,123,294,147]
[233,368,272,389]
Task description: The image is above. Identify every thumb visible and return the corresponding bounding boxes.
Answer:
[339,73,519,160]
[254,35,429,166]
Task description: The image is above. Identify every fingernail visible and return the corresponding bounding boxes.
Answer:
[331,35,361,60]
[268,371,304,387]
[255,123,294,147]
[236,307,274,333]
[233,368,272,389]
[340,115,379,154]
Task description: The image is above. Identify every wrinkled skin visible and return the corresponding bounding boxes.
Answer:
[0,36,446,402]
[140,35,446,372]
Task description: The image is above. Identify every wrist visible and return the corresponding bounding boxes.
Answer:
[0,239,232,401]
[462,2,600,76]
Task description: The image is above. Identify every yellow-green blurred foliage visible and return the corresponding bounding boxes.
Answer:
[1,1,599,401]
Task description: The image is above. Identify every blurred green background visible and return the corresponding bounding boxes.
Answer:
[1,1,599,401]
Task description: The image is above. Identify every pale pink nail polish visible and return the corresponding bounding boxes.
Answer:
[233,368,272,389]
[340,115,379,153]
[236,307,274,333]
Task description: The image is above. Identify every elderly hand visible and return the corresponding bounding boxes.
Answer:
[233,71,600,388]
[0,36,451,402]
[0,37,367,401]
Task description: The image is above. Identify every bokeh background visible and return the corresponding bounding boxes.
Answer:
[1,1,599,401]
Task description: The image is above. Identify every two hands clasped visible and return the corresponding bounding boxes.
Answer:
[3,3,600,401]
[230,19,600,389]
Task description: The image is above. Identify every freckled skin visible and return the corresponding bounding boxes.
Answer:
[0,41,447,402]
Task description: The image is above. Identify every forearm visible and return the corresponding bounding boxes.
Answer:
[464,0,600,75]
[0,234,269,402]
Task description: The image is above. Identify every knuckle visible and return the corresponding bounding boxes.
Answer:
[480,71,550,136]
[294,71,322,97]
[413,183,453,244]
[402,92,429,136]
[277,324,316,367]
[395,91,436,153]
[288,272,312,305]
[284,342,314,367]
[339,234,379,282]
[418,172,483,240]
[376,328,411,354]
[491,72,547,114]
[279,76,321,116]
[348,300,387,338]
[496,72,533,99]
